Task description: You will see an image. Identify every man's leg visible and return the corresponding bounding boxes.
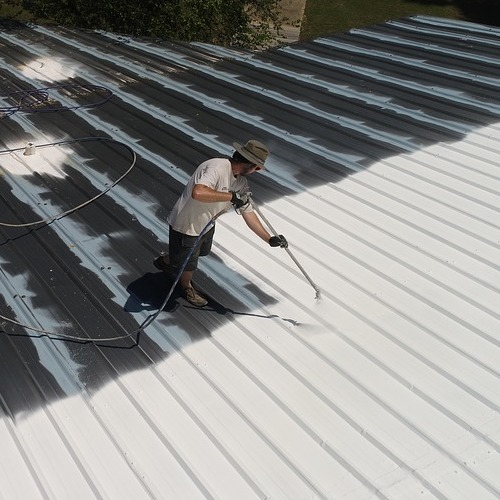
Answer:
[168,227,208,307]
[180,269,207,307]
[153,252,172,273]
[179,270,194,290]
[179,226,214,303]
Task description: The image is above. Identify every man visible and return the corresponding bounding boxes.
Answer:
[154,139,288,307]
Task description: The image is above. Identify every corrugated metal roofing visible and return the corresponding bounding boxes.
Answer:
[1,15,500,499]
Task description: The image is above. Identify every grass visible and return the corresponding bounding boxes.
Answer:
[301,0,462,40]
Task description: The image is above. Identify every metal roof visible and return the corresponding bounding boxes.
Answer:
[1,15,500,499]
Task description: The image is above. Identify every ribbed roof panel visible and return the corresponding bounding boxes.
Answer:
[1,15,500,499]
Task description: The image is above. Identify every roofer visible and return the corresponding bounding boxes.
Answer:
[154,140,288,307]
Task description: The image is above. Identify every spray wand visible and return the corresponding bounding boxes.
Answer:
[250,198,321,300]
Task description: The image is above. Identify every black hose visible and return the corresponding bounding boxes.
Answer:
[1,84,113,117]
[0,137,136,227]
[0,146,229,343]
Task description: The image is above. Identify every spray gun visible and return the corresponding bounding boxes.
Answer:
[250,196,321,301]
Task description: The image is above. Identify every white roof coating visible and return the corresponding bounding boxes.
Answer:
[0,15,500,499]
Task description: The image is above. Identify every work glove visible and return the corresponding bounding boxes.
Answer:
[269,235,288,248]
[230,191,250,209]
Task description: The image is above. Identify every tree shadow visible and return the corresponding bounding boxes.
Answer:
[1,17,500,420]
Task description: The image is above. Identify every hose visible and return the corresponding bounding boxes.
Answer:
[0,136,142,342]
[1,84,113,118]
[0,137,136,227]
[0,83,174,343]
[0,196,230,343]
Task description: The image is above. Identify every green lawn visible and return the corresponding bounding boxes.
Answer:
[301,0,462,40]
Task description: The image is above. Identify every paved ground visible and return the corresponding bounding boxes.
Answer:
[279,0,307,21]
[278,0,307,43]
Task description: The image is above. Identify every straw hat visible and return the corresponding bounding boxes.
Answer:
[233,140,269,168]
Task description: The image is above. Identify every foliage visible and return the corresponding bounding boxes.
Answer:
[9,0,284,49]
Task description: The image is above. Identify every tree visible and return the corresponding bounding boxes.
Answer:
[16,0,284,49]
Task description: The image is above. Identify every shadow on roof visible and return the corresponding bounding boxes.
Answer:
[1,17,500,417]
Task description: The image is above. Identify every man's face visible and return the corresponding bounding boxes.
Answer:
[240,163,262,176]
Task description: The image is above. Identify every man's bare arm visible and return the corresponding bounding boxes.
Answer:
[242,210,271,243]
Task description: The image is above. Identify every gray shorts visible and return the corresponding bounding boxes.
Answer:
[168,225,215,272]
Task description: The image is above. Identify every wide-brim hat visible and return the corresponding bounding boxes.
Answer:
[233,140,269,168]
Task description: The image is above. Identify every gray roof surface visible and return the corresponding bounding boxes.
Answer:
[1,15,500,499]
